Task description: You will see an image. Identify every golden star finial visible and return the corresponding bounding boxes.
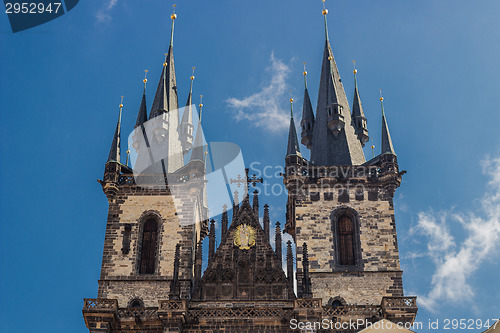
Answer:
[322,0,328,15]
[171,4,177,20]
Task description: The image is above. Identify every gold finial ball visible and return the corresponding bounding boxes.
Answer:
[163,62,167,67]
[353,69,357,74]
[119,104,123,108]
[328,56,332,60]
[191,75,195,80]
[290,98,294,103]
[380,97,384,101]
[127,150,130,154]
[371,145,375,149]
[143,79,147,83]
[171,13,177,20]
[303,71,307,76]
[322,8,328,15]
[199,103,203,108]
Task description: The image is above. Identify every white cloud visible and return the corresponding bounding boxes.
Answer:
[226,53,290,133]
[96,0,119,22]
[413,155,500,312]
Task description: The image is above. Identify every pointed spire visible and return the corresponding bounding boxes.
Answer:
[135,71,149,128]
[275,222,282,265]
[232,190,239,221]
[194,240,203,289]
[351,61,369,146]
[309,1,366,166]
[221,204,228,237]
[181,68,195,156]
[170,4,177,48]
[380,91,396,155]
[302,242,312,298]
[301,63,315,149]
[107,96,123,163]
[190,95,205,162]
[286,240,294,287]
[150,5,179,118]
[170,243,181,299]
[252,190,259,216]
[263,204,270,241]
[208,219,215,262]
[322,0,329,42]
[287,96,301,157]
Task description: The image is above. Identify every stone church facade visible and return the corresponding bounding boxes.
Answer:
[83,5,418,333]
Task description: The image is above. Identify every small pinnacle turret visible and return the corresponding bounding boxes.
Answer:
[180,68,195,156]
[380,95,396,155]
[300,63,315,149]
[286,97,301,157]
[135,71,148,128]
[351,63,369,146]
[107,97,123,163]
[190,95,205,162]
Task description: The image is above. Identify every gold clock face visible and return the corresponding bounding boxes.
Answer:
[233,224,256,250]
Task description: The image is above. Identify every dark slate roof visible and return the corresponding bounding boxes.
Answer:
[309,17,366,166]
[286,103,301,157]
[107,105,122,163]
[180,78,193,129]
[149,47,178,118]
[301,77,314,123]
[135,88,148,128]
[381,101,396,155]
[190,117,204,162]
[352,74,366,124]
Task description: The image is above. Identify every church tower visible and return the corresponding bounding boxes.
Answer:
[284,1,417,324]
[83,4,418,332]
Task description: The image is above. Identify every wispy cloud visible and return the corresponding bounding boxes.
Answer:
[412,155,500,312]
[96,0,119,23]
[226,53,290,133]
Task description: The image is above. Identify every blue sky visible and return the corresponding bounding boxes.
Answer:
[1,0,500,332]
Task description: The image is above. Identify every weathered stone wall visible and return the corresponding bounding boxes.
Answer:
[296,271,403,305]
[97,183,203,307]
[293,183,402,304]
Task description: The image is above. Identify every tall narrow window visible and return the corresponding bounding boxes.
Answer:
[139,218,158,274]
[338,215,355,265]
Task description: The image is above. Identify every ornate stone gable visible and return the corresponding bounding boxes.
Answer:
[194,198,294,301]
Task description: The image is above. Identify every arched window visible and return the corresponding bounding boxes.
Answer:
[129,299,143,308]
[139,217,158,274]
[337,215,355,266]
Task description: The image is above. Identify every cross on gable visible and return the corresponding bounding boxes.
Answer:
[230,168,263,197]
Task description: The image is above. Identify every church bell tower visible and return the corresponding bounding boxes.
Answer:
[284,2,418,325]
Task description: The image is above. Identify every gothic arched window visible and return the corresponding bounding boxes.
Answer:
[337,215,355,266]
[139,217,158,274]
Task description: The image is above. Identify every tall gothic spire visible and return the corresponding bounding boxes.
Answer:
[309,2,365,166]
[135,71,148,128]
[380,93,396,155]
[286,97,301,157]
[107,97,123,163]
[301,63,315,149]
[351,62,369,146]
[149,7,179,118]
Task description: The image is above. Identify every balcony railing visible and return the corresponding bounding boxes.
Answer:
[83,298,118,312]
[381,296,417,309]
